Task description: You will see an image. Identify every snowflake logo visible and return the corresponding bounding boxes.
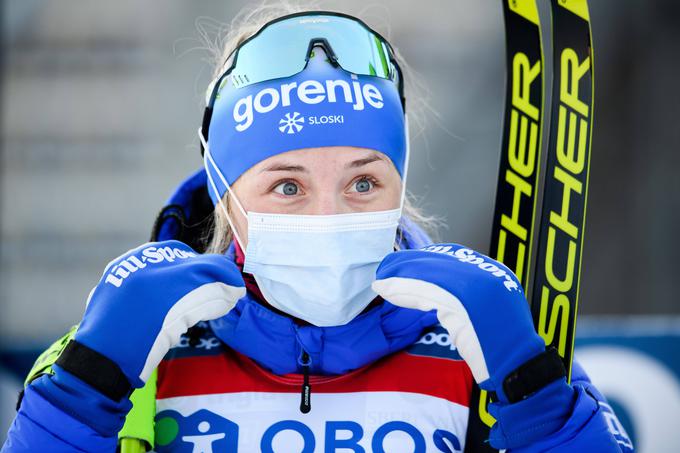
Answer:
[278,112,305,134]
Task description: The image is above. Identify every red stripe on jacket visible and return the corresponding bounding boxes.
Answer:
[157,347,472,407]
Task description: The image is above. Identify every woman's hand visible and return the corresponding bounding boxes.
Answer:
[373,244,633,451]
[373,243,553,400]
[63,240,245,395]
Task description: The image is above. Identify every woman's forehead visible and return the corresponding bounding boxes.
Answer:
[254,146,393,171]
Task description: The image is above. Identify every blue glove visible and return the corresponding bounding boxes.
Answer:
[373,243,574,449]
[13,240,246,439]
[68,240,246,390]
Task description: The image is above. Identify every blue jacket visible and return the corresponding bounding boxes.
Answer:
[2,169,633,452]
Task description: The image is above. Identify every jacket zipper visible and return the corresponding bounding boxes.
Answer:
[299,349,312,414]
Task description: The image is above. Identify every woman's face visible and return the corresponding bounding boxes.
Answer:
[229,146,402,247]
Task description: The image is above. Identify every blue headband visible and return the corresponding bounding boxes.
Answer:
[203,53,406,205]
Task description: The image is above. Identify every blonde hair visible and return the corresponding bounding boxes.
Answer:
[199,1,442,254]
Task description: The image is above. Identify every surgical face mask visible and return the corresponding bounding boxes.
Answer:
[242,209,401,326]
[198,121,409,327]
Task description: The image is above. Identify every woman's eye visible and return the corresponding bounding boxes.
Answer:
[352,178,374,193]
[273,181,299,196]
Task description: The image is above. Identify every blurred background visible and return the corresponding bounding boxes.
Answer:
[1,0,678,450]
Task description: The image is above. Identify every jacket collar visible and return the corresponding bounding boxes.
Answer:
[210,290,437,375]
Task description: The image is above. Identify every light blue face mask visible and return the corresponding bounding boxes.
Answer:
[198,120,409,327]
[242,209,402,326]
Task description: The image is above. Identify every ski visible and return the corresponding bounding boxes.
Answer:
[472,0,546,441]
[529,0,594,382]
[489,0,545,298]
[473,1,594,448]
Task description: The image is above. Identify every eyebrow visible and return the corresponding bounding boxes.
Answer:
[345,154,386,169]
[259,163,308,173]
[258,154,386,173]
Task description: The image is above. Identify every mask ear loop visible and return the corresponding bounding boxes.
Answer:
[392,114,410,251]
[399,113,410,212]
[198,127,248,251]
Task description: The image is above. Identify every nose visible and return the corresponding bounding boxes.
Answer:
[309,192,344,215]
[307,188,351,215]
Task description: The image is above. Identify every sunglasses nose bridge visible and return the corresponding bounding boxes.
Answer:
[304,37,340,67]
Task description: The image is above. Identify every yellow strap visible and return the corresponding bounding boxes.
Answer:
[24,325,78,386]
[119,438,148,453]
[117,368,157,447]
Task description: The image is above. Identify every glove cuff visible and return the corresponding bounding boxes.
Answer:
[501,347,566,403]
[489,378,576,449]
[56,339,132,401]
